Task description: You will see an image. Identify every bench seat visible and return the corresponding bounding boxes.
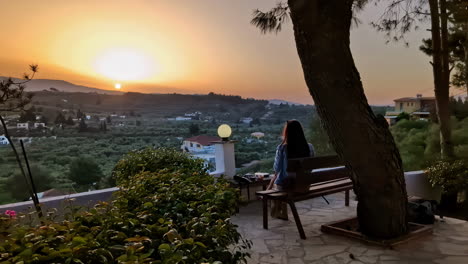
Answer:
[256,156,353,239]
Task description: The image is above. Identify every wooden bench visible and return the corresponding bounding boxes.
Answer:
[256,155,353,239]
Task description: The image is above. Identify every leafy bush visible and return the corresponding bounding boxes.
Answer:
[69,156,103,190]
[7,165,54,201]
[112,147,207,186]
[0,148,250,263]
[427,159,468,194]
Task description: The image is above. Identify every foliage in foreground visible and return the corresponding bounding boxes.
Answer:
[0,148,250,263]
[427,159,468,195]
[391,117,468,171]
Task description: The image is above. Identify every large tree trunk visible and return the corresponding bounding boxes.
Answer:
[287,0,408,239]
[429,0,454,159]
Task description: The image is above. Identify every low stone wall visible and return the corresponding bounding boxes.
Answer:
[0,187,118,214]
[405,170,441,202]
[0,170,441,214]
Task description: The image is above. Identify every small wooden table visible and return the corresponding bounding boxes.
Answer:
[232,177,272,200]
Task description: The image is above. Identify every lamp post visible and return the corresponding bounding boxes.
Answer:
[217,124,232,141]
[212,124,236,178]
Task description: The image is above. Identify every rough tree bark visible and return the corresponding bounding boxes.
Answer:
[429,0,454,159]
[287,0,408,239]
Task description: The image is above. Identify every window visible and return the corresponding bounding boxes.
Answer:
[197,144,201,148]
[190,143,193,147]
[400,103,403,110]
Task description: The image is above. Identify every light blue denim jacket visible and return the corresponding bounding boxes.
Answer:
[273,143,315,186]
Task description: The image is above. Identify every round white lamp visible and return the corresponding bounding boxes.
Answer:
[217,124,232,141]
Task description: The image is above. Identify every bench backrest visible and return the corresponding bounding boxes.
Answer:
[287,155,351,192]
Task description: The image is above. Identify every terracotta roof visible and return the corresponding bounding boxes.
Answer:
[394,97,435,102]
[184,135,220,146]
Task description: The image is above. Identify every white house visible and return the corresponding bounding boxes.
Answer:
[0,135,9,145]
[85,115,91,120]
[182,135,220,172]
[17,123,29,129]
[181,135,219,153]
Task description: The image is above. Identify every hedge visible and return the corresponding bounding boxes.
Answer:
[0,148,251,263]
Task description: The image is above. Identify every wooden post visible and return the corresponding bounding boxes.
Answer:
[263,197,268,229]
[288,200,306,239]
[345,190,350,206]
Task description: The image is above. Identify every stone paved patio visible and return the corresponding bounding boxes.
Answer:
[232,193,468,264]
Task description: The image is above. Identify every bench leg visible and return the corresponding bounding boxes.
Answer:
[263,198,268,229]
[288,201,306,239]
[345,190,350,207]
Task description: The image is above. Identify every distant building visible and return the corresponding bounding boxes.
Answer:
[34,123,46,129]
[0,135,9,145]
[17,123,29,129]
[85,115,91,120]
[181,135,220,172]
[240,117,253,124]
[181,135,220,153]
[394,94,436,113]
[185,111,201,117]
[385,94,436,125]
[175,116,192,121]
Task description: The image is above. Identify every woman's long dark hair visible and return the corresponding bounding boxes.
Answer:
[282,120,310,159]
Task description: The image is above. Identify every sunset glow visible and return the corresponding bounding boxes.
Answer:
[0,1,434,104]
[115,83,121,90]
[94,48,156,81]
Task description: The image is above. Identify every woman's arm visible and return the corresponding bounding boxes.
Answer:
[271,145,283,189]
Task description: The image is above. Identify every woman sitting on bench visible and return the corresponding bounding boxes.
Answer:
[268,120,315,219]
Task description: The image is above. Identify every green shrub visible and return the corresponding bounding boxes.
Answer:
[7,165,54,201]
[69,156,103,190]
[0,148,250,263]
[112,147,207,186]
[427,159,468,194]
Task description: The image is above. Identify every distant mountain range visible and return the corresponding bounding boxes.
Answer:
[1,77,308,105]
[0,77,123,95]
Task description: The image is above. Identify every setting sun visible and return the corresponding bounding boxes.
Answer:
[115,83,121,89]
[94,48,156,81]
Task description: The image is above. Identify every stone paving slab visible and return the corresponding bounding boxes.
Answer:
[232,194,468,264]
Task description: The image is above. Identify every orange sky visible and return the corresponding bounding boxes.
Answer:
[0,0,437,105]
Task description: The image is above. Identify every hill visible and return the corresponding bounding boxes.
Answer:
[29,91,281,121]
[0,77,122,95]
